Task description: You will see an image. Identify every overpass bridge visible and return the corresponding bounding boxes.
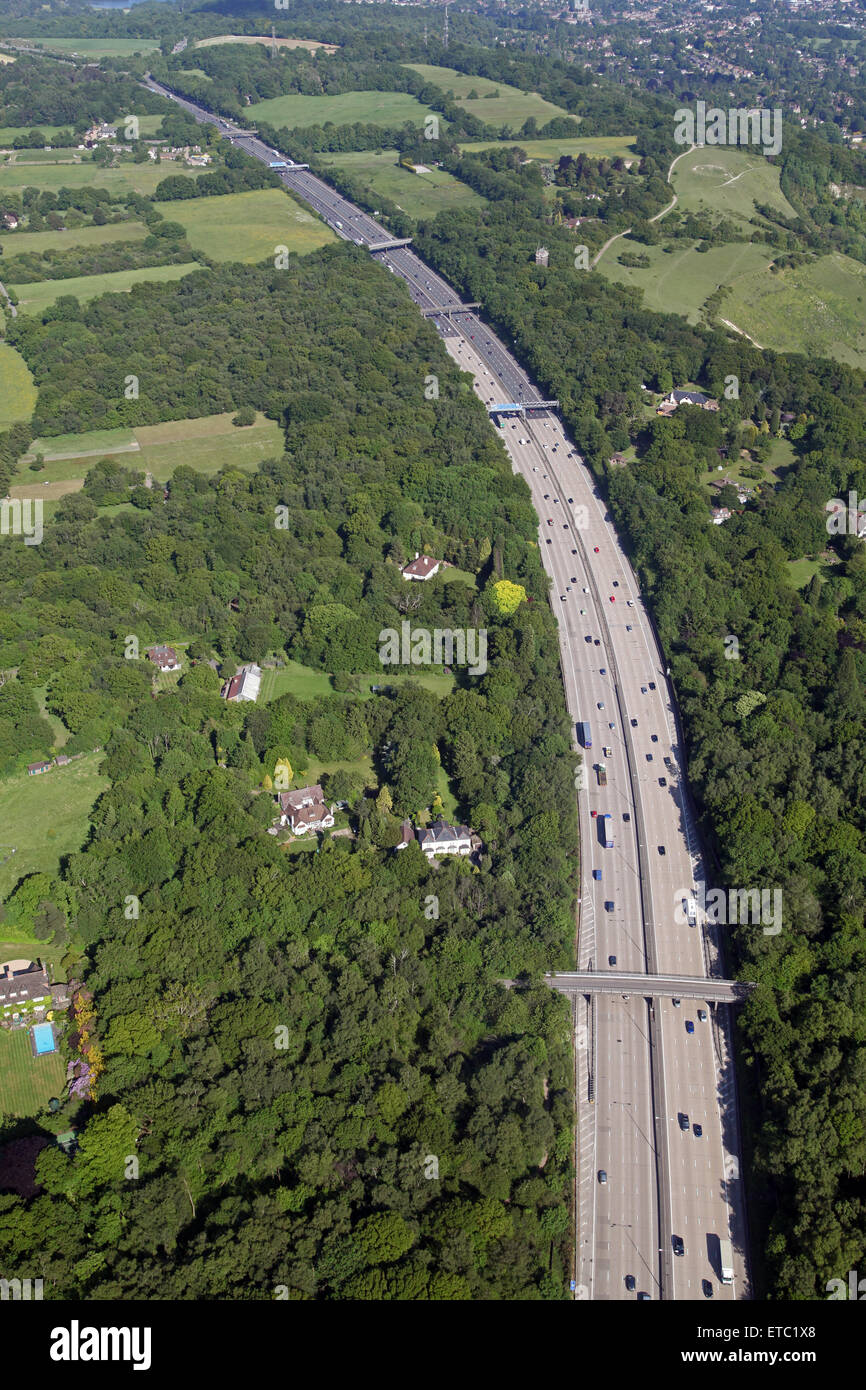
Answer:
[422,302,481,319]
[488,400,559,417]
[367,237,413,252]
[545,971,754,1004]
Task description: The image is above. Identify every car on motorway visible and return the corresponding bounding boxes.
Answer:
[609,595,615,603]
[637,1292,651,1301]
[567,496,573,503]
[580,608,587,615]
[608,955,617,966]
[627,600,633,607]
[672,1236,685,1257]
[698,1009,708,1022]
[605,901,614,912]
[585,635,593,644]
[626,624,632,631]
[623,812,630,822]
[547,518,553,525]
[544,494,549,499]
[570,576,578,584]
[597,702,605,710]
[693,1124,703,1138]
[625,1275,636,1292]
[612,580,619,587]
[608,721,615,728]
[595,640,601,647]
[678,1115,689,1136]
[572,548,578,555]
[659,777,667,787]
[649,681,656,690]
[594,546,600,553]
[646,753,653,762]
[598,1170,607,1184]
[630,718,638,727]
[600,668,606,675]
[686,1020,695,1034]
[702,1280,713,1298]
[641,685,647,694]
[560,595,567,602]
[591,809,598,818]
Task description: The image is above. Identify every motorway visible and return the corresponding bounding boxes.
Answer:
[143,77,750,1303]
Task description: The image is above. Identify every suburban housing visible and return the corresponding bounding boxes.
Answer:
[146,644,180,671]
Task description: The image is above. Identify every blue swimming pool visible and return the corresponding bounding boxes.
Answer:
[32,1022,56,1055]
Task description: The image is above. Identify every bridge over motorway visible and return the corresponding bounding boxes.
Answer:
[545,971,755,1004]
[367,237,413,252]
[421,302,481,318]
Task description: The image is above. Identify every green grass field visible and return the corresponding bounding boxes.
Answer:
[0,161,204,198]
[154,187,334,262]
[10,37,161,56]
[11,261,198,314]
[406,63,570,130]
[0,125,69,144]
[0,343,36,429]
[459,135,636,161]
[724,252,866,368]
[671,145,797,230]
[22,411,285,483]
[248,89,437,134]
[317,150,484,218]
[1,220,148,260]
[0,1027,66,1118]
[195,35,337,52]
[259,660,455,705]
[0,751,108,903]
[599,239,773,323]
[785,557,824,590]
[1,148,80,165]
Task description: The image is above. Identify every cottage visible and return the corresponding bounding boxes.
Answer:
[278,784,335,835]
[221,662,262,703]
[0,959,52,1008]
[3,213,19,230]
[146,644,179,672]
[401,552,441,582]
[416,819,474,859]
[26,760,52,776]
[396,820,415,850]
[711,507,732,525]
[54,754,71,767]
[660,389,719,414]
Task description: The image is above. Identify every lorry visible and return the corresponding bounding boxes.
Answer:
[596,762,607,787]
[719,1238,734,1285]
[601,813,613,849]
[577,721,592,749]
[687,897,697,925]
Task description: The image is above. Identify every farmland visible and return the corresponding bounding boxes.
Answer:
[248,89,437,133]
[724,252,866,369]
[0,752,108,902]
[0,220,149,259]
[317,150,484,218]
[154,187,334,262]
[406,63,570,130]
[459,135,635,161]
[10,261,198,314]
[195,35,338,53]
[0,161,205,198]
[8,37,161,57]
[0,343,36,429]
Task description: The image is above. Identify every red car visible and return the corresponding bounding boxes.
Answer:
[594,547,600,553]
[609,595,615,603]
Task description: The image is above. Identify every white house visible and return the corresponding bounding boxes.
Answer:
[221,663,262,703]
[416,819,474,858]
[401,553,441,581]
[278,784,335,835]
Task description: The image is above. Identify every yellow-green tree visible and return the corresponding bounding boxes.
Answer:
[490,579,526,615]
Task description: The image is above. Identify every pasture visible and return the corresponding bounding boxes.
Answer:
[0,751,108,903]
[248,90,437,134]
[0,220,149,258]
[724,252,866,369]
[459,135,635,161]
[10,261,198,314]
[195,35,338,53]
[154,187,334,262]
[0,161,205,198]
[0,344,36,429]
[406,63,570,130]
[671,145,797,229]
[10,37,161,57]
[317,150,484,218]
[599,239,773,324]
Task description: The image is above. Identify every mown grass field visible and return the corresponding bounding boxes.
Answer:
[195,35,337,53]
[22,411,285,483]
[0,148,80,165]
[248,89,437,133]
[0,220,149,260]
[11,261,198,314]
[317,150,485,218]
[0,751,108,902]
[406,63,570,130]
[0,1027,66,1118]
[10,37,161,56]
[0,125,68,144]
[459,135,635,161]
[259,661,455,705]
[599,239,773,323]
[0,161,203,198]
[154,187,334,262]
[725,252,866,368]
[0,343,36,429]
[671,145,797,229]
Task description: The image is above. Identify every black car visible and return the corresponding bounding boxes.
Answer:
[625,1275,636,1292]
[672,1236,684,1257]
[623,812,630,822]
[678,1112,689,1132]
[658,845,665,855]
[693,1123,703,1138]
[608,955,617,966]
[659,777,667,787]
[702,1280,713,1298]
[637,1292,651,1301]
[630,717,638,727]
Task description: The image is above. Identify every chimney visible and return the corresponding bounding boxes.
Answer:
[414,551,419,560]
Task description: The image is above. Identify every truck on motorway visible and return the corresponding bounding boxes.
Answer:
[596,762,607,787]
[577,721,592,749]
[600,813,613,849]
[687,896,697,925]
[719,1238,734,1284]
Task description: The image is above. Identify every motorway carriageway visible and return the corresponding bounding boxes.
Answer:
[143,76,750,1303]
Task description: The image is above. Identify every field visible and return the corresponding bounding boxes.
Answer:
[0,162,204,198]
[670,145,797,230]
[599,239,773,324]
[21,411,285,484]
[0,125,68,144]
[724,252,866,368]
[195,35,338,53]
[248,90,437,133]
[0,343,36,429]
[0,752,108,903]
[10,37,161,56]
[317,150,484,218]
[0,220,149,260]
[0,1027,66,1118]
[406,63,570,130]
[259,660,455,705]
[0,149,81,165]
[154,187,334,262]
[11,261,198,314]
[459,135,636,161]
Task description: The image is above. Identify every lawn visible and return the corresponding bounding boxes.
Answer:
[671,145,797,230]
[0,1027,66,1118]
[0,162,205,198]
[258,660,455,705]
[724,252,866,369]
[459,136,636,161]
[785,557,824,590]
[0,220,149,258]
[248,90,437,134]
[1,148,80,165]
[317,150,484,219]
[0,343,36,429]
[11,261,199,314]
[154,187,334,262]
[22,412,284,482]
[10,37,161,56]
[0,751,108,903]
[599,239,773,324]
[406,63,570,130]
[0,125,69,144]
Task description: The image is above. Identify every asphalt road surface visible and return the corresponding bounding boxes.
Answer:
[143,77,750,1303]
